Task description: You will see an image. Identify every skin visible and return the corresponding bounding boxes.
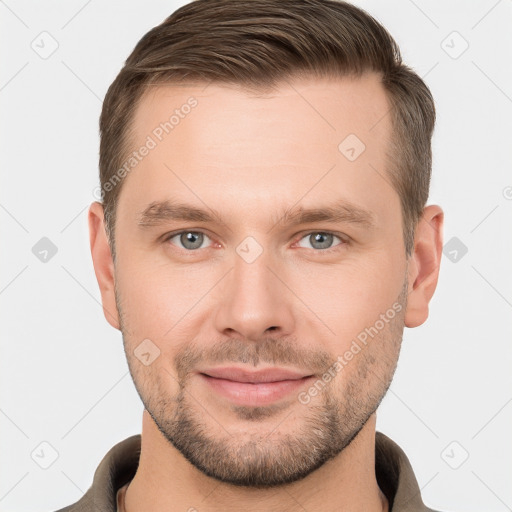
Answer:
[89,73,443,512]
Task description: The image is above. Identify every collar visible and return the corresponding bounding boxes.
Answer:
[56,431,440,512]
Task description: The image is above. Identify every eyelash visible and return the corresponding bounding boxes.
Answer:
[162,230,348,254]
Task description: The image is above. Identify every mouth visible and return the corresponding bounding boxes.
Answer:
[198,366,314,406]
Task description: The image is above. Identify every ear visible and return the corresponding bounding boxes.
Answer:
[405,205,444,328]
[88,201,120,330]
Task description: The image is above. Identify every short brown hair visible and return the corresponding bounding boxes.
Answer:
[99,0,435,260]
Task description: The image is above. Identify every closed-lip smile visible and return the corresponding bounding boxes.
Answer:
[198,366,314,406]
[200,366,312,383]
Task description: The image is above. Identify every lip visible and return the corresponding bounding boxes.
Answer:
[200,366,311,383]
[198,366,314,406]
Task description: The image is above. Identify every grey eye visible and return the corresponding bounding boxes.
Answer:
[170,231,208,250]
[297,232,342,250]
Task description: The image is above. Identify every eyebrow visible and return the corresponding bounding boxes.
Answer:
[137,201,222,228]
[275,201,376,230]
[137,199,376,230]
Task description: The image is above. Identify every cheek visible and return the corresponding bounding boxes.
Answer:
[115,259,219,343]
[291,253,403,340]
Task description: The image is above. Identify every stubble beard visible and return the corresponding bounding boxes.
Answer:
[117,278,407,488]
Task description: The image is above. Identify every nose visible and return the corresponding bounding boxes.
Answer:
[213,249,296,341]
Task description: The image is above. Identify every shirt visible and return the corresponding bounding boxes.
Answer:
[54,431,444,512]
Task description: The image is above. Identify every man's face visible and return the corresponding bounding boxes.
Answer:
[112,74,409,487]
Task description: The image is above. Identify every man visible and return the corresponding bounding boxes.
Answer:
[58,0,446,510]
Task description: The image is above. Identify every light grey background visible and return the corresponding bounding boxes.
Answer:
[1,1,511,511]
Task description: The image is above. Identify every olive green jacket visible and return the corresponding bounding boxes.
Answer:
[54,431,444,511]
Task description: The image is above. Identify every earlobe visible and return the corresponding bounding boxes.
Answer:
[404,205,444,328]
[88,201,121,330]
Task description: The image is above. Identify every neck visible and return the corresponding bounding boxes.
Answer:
[124,411,387,512]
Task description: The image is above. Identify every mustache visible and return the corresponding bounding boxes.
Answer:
[173,336,333,381]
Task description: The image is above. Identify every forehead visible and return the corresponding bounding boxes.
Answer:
[117,74,397,231]
[132,74,391,155]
